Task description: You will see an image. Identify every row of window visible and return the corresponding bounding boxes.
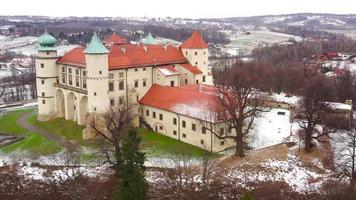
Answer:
[185,51,207,56]
[61,66,87,77]
[61,74,87,89]
[110,97,125,106]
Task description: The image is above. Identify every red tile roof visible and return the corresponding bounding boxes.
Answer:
[57,44,187,70]
[139,84,226,122]
[179,84,219,95]
[57,47,85,67]
[157,65,180,76]
[179,63,202,74]
[104,33,128,45]
[180,31,208,49]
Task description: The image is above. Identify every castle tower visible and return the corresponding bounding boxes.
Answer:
[36,32,59,121]
[84,33,110,113]
[180,31,213,85]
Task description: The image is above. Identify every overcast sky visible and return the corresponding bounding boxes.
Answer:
[1,0,355,18]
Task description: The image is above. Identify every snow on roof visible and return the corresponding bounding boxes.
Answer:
[327,102,352,111]
[139,84,226,123]
[271,93,301,105]
[157,65,179,76]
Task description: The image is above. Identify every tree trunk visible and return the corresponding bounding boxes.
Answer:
[235,126,245,157]
[305,128,312,153]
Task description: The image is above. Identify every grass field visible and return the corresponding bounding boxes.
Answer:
[28,114,86,145]
[137,128,214,158]
[0,109,62,155]
[1,110,213,158]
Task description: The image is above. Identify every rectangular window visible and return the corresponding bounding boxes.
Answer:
[119,72,124,78]
[173,118,177,125]
[185,79,188,84]
[83,71,87,77]
[135,68,138,72]
[68,68,72,74]
[62,74,66,84]
[109,82,114,92]
[62,66,65,73]
[76,69,79,76]
[42,100,46,104]
[159,114,163,121]
[40,63,44,68]
[160,126,163,130]
[192,123,196,131]
[99,70,102,75]
[68,76,72,85]
[203,75,206,82]
[195,62,198,66]
[143,79,147,87]
[182,121,186,128]
[153,112,156,119]
[201,140,204,145]
[41,79,44,84]
[42,92,45,97]
[110,99,115,106]
[119,97,124,105]
[182,133,186,138]
[146,110,149,116]
[220,141,225,146]
[119,80,124,90]
[202,127,206,134]
[196,80,199,84]
[143,68,146,71]
[170,81,174,87]
[75,77,79,87]
[83,79,87,89]
[195,51,198,55]
[173,130,177,135]
[220,128,224,135]
[134,80,139,88]
[109,73,114,79]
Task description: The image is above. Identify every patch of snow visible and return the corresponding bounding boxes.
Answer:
[327,102,352,111]
[249,108,291,149]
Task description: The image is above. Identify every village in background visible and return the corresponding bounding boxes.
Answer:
[1,14,356,199]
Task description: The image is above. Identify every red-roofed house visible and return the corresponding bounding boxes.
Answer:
[139,84,235,152]
[36,31,222,150]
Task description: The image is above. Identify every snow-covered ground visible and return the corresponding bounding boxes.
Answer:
[249,108,292,149]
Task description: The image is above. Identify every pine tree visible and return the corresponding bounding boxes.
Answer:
[115,129,148,200]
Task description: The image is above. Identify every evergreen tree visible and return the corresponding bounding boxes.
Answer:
[115,129,148,200]
[241,191,254,200]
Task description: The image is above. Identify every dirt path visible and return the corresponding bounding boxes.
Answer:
[16,112,79,151]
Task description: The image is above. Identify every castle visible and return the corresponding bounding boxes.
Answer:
[35,31,235,152]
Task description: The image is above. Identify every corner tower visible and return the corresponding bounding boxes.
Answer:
[36,32,59,121]
[180,31,212,85]
[84,33,110,113]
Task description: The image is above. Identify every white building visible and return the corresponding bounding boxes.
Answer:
[35,31,235,152]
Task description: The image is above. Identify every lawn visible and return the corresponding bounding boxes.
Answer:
[0,108,32,134]
[0,109,62,155]
[28,114,86,145]
[137,128,214,158]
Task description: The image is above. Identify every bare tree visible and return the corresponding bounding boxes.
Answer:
[88,103,133,175]
[297,75,336,152]
[204,62,270,157]
[335,128,356,188]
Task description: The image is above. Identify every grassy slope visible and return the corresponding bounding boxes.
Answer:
[6,110,210,157]
[0,109,62,155]
[28,114,86,145]
[137,128,214,158]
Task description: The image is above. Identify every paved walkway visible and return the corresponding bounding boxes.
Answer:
[16,112,80,151]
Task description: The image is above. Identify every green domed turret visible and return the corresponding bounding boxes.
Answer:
[143,32,157,45]
[37,32,57,51]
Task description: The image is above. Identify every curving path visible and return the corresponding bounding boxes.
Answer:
[16,112,79,151]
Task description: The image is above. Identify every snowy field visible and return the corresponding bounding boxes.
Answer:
[224,30,302,56]
[249,108,292,149]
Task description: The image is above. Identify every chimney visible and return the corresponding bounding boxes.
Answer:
[143,46,147,52]
[121,47,126,54]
